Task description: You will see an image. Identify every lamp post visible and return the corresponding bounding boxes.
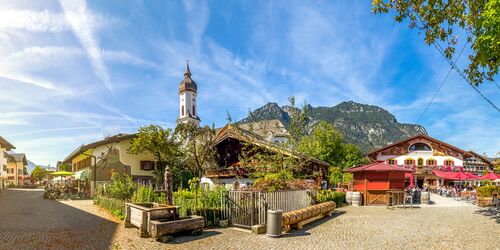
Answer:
[82,153,97,198]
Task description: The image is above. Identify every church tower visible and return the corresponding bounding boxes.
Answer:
[176,61,200,126]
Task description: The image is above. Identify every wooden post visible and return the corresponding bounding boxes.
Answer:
[164,169,173,205]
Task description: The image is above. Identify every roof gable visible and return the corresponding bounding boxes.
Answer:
[368,134,466,160]
[0,136,15,150]
[62,133,136,163]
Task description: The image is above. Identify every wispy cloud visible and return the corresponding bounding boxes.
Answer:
[59,0,112,91]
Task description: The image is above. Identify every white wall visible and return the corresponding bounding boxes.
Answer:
[376,138,464,166]
[90,140,156,177]
[179,91,196,118]
[201,177,254,190]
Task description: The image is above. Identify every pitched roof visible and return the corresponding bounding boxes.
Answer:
[62,133,136,164]
[367,134,466,160]
[465,151,492,165]
[6,152,27,165]
[345,162,413,173]
[238,119,289,138]
[0,136,15,150]
[215,123,329,167]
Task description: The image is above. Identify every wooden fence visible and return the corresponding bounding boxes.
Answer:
[221,189,316,228]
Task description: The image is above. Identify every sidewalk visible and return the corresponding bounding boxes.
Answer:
[422,193,475,207]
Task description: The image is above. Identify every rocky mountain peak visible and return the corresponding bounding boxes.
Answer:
[239,101,427,152]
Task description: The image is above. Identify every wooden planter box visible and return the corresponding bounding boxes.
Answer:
[476,197,493,207]
[125,203,180,237]
[149,216,205,239]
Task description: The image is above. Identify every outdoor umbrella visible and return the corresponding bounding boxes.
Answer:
[452,171,472,181]
[478,172,500,181]
[50,171,74,177]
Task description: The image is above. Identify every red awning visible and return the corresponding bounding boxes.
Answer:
[345,162,414,173]
[478,172,500,180]
[432,170,477,180]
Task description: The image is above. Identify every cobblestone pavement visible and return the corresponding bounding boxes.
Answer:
[0,189,120,250]
[1,189,499,250]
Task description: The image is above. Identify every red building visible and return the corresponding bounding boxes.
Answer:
[345,162,413,205]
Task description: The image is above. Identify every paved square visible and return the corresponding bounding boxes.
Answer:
[1,189,498,250]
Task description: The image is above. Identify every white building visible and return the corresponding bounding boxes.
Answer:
[0,136,16,189]
[367,134,468,188]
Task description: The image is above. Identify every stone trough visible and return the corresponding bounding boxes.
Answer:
[125,202,204,239]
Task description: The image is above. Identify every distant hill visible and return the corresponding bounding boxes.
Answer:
[239,101,427,152]
[26,161,36,174]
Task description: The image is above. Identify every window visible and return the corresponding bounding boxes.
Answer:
[140,161,155,171]
[192,105,195,116]
[388,159,397,165]
[426,159,436,166]
[404,158,414,166]
[409,143,432,151]
[444,159,454,166]
[417,158,424,166]
[181,106,184,116]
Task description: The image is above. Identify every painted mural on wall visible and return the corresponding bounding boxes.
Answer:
[94,147,131,181]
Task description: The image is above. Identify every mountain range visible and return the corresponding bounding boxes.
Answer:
[239,101,427,152]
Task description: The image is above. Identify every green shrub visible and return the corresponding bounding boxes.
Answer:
[173,179,229,227]
[132,185,165,204]
[477,185,499,197]
[103,173,136,200]
[94,195,126,220]
[316,189,345,205]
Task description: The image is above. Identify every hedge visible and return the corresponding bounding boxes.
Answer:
[94,195,126,220]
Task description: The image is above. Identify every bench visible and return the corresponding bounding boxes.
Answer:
[281,201,336,231]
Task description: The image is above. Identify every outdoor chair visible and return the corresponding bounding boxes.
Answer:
[403,191,413,208]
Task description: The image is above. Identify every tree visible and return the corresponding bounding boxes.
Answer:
[58,163,72,172]
[494,152,500,173]
[296,121,367,188]
[286,96,310,147]
[128,125,181,186]
[372,0,500,86]
[296,121,367,169]
[175,122,218,179]
[31,166,48,183]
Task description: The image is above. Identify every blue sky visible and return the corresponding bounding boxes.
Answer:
[0,0,498,166]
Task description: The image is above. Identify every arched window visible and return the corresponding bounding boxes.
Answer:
[426,159,436,166]
[192,105,196,116]
[409,143,432,151]
[388,159,397,165]
[181,105,184,116]
[404,158,414,166]
[444,159,454,166]
[417,158,424,166]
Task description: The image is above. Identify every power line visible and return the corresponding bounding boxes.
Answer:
[416,42,468,124]
[433,42,500,112]
[408,9,500,113]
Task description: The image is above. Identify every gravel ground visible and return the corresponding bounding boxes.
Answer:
[1,189,498,250]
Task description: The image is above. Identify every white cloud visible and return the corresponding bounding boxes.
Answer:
[59,0,112,91]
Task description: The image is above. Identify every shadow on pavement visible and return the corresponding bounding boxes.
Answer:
[475,207,500,224]
[168,230,222,244]
[0,188,119,249]
[281,211,345,238]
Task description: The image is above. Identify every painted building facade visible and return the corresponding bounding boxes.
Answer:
[368,134,468,188]
[63,133,157,196]
[5,153,27,186]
